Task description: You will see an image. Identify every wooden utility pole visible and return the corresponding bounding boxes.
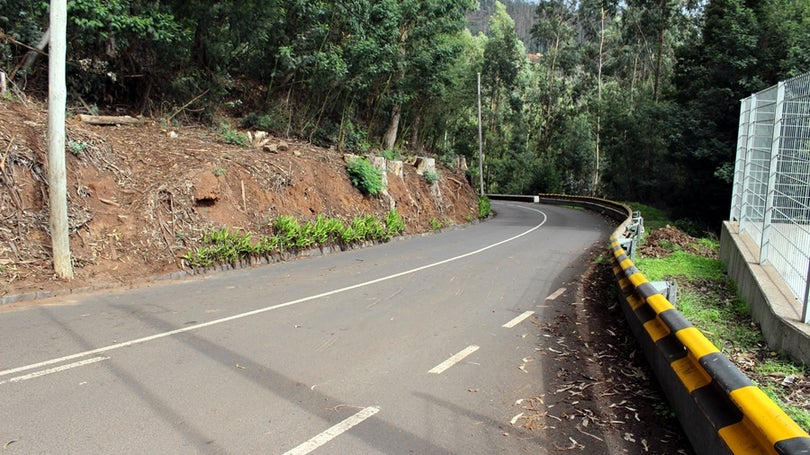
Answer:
[48,0,73,280]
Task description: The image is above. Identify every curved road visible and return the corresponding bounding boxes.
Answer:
[1,202,617,454]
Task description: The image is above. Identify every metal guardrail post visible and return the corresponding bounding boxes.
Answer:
[619,236,635,260]
[651,280,677,305]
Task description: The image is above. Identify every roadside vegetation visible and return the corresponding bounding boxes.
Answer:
[182,210,406,269]
[629,203,810,430]
[4,1,808,236]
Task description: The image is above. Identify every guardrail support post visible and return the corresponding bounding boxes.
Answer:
[619,237,636,260]
[651,281,678,305]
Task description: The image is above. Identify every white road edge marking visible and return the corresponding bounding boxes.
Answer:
[1,204,547,379]
[546,287,567,301]
[0,356,109,385]
[502,311,535,328]
[282,406,380,455]
[428,345,480,374]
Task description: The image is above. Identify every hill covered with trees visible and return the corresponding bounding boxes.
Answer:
[1,0,808,233]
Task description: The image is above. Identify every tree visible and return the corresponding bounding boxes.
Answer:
[669,0,764,224]
[481,2,526,191]
[380,0,475,150]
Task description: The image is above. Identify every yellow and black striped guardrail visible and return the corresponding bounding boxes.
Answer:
[529,194,810,455]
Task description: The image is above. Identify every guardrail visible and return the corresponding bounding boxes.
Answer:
[505,194,810,455]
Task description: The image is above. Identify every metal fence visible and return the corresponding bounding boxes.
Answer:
[730,72,810,323]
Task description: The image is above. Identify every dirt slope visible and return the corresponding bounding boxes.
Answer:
[0,100,479,298]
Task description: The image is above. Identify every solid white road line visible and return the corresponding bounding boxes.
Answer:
[546,287,567,301]
[1,204,547,379]
[282,406,380,455]
[0,356,109,385]
[502,310,534,328]
[428,345,480,374]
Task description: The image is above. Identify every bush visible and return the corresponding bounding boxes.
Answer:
[219,123,250,147]
[423,169,440,184]
[346,157,384,195]
[385,209,406,238]
[478,195,491,219]
[381,149,399,161]
[273,215,301,250]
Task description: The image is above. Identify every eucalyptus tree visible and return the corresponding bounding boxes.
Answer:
[377,0,475,151]
[480,1,528,192]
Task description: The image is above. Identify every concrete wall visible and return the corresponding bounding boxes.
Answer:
[720,221,810,365]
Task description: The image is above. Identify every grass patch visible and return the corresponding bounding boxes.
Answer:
[635,250,727,282]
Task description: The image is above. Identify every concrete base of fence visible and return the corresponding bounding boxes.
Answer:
[720,221,810,365]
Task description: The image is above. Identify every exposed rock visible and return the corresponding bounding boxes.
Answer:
[249,131,270,148]
[371,156,388,188]
[387,160,404,178]
[455,156,468,172]
[414,156,436,176]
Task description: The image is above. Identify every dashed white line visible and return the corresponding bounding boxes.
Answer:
[546,287,567,301]
[428,345,480,374]
[282,406,380,455]
[0,356,109,385]
[502,311,535,328]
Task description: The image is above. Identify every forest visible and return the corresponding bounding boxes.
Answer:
[1,0,808,233]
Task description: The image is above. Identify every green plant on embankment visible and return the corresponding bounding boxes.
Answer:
[182,210,407,268]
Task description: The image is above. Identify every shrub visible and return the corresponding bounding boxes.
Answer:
[385,209,406,238]
[478,195,491,219]
[346,157,384,195]
[219,123,250,147]
[423,169,440,184]
[274,215,301,250]
[381,149,398,161]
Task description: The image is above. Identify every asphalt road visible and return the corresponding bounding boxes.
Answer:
[0,201,615,454]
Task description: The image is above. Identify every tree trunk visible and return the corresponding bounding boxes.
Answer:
[593,8,605,195]
[410,114,421,152]
[383,104,401,151]
[653,0,669,102]
[11,27,50,80]
[47,0,73,280]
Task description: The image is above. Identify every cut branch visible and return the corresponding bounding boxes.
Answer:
[77,115,143,126]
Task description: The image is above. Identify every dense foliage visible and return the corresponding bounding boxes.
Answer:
[346,156,385,195]
[2,0,807,232]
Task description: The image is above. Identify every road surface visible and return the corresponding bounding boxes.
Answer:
[1,201,674,454]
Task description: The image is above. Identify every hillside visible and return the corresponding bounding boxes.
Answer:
[0,100,480,300]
